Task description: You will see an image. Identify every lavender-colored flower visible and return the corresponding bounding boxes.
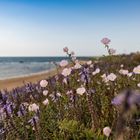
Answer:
[28,116,39,126]
[101,38,111,45]
[63,47,69,53]
[108,48,116,55]
[112,90,140,106]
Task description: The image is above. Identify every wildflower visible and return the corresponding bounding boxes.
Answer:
[76,87,86,95]
[66,90,73,95]
[28,116,39,126]
[101,38,111,45]
[56,92,62,97]
[112,90,140,106]
[111,93,125,106]
[120,64,124,68]
[28,103,39,112]
[70,51,75,56]
[62,68,72,77]
[74,63,82,69]
[63,78,68,84]
[42,98,49,106]
[119,69,129,75]
[43,90,48,96]
[137,83,140,87]
[108,48,116,55]
[127,72,133,77]
[107,73,117,81]
[40,80,48,88]
[87,60,92,65]
[103,126,111,137]
[90,64,94,68]
[92,68,100,76]
[133,65,140,74]
[101,74,109,83]
[63,47,69,53]
[59,60,68,67]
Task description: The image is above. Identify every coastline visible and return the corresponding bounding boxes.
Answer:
[0,60,87,91]
[0,68,59,91]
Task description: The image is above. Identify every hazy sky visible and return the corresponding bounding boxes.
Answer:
[0,0,140,56]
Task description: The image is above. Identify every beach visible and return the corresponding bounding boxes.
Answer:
[0,69,58,91]
[0,60,86,91]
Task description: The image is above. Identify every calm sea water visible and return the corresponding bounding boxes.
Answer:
[0,57,90,79]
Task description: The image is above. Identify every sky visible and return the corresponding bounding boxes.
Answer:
[0,0,140,56]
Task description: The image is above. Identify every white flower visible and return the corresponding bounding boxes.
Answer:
[40,80,48,88]
[62,68,72,77]
[101,74,106,78]
[92,68,100,76]
[74,63,82,69]
[87,60,92,65]
[43,90,48,96]
[56,92,62,97]
[63,78,68,84]
[119,69,129,75]
[66,90,72,95]
[76,87,86,95]
[43,98,49,105]
[137,83,140,87]
[103,126,111,137]
[28,103,39,112]
[127,72,133,77]
[59,60,68,67]
[101,74,109,83]
[133,65,140,74]
[120,64,124,68]
[90,64,94,68]
[107,73,117,81]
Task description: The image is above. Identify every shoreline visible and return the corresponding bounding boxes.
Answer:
[0,68,59,91]
[0,60,87,91]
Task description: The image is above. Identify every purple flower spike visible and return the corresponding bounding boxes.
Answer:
[112,90,140,106]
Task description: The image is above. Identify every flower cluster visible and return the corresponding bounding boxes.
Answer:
[0,42,140,139]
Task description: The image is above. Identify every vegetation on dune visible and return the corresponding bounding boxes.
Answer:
[0,38,140,140]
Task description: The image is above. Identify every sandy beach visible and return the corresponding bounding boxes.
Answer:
[0,61,86,91]
[0,68,58,91]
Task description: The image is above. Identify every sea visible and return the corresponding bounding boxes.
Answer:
[0,57,90,80]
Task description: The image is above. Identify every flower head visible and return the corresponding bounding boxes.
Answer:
[40,80,48,88]
[92,68,100,76]
[62,68,72,77]
[59,60,68,67]
[63,47,69,53]
[137,83,140,88]
[103,126,111,137]
[76,87,86,95]
[74,63,82,69]
[107,73,117,81]
[43,90,48,96]
[101,38,111,45]
[108,48,116,55]
[70,51,75,56]
[42,98,49,106]
[133,65,140,74]
[119,69,129,75]
[28,103,39,112]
